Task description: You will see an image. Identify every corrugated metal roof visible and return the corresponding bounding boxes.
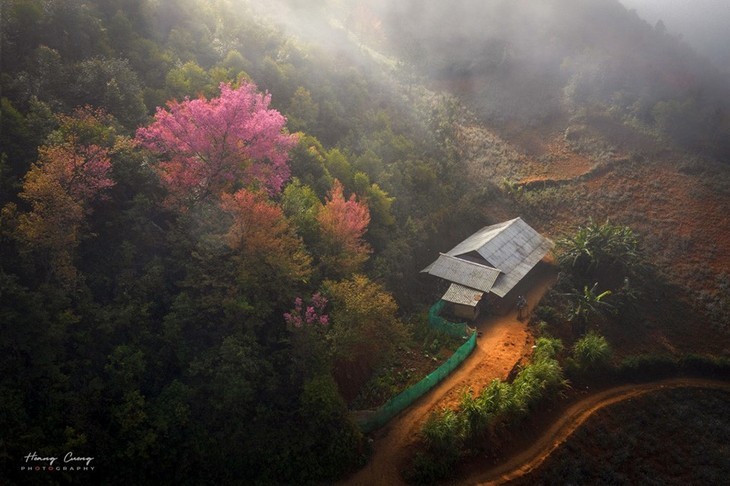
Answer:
[441,283,484,307]
[422,253,501,293]
[444,219,516,257]
[489,235,554,297]
[425,217,554,298]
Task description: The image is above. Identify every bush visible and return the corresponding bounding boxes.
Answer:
[460,387,492,442]
[572,331,612,371]
[407,408,465,483]
[617,354,678,381]
[679,354,730,378]
[406,451,455,485]
[509,357,566,418]
[408,337,569,483]
[557,219,644,283]
[421,408,465,455]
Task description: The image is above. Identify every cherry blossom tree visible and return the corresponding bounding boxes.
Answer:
[135,82,297,210]
[283,293,329,329]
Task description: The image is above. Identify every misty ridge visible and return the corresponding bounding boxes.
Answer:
[275,0,730,159]
[619,0,730,73]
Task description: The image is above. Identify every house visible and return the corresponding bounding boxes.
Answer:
[422,217,554,320]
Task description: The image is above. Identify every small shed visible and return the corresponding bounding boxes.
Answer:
[422,217,554,319]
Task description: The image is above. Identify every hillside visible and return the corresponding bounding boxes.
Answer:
[1,0,729,484]
[336,0,730,352]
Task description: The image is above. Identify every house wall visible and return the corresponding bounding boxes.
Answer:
[486,260,554,316]
[451,303,477,320]
[484,294,509,315]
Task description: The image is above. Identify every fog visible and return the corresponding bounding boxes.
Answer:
[620,0,730,71]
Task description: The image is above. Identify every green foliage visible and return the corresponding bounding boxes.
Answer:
[421,408,465,455]
[73,56,148,127]
[572,331,612,371]
[558,219,643,282]
[1,1,474,483]
[11,1,716,484]
[409,337,567,482]
[565,282,616,325]
[297,374,366,480]
[281,177,322,245]
[509,348,567,419]
[324,275,408,394]
[287,86,320,132]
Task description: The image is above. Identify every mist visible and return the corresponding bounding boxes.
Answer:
[620,0,730,71]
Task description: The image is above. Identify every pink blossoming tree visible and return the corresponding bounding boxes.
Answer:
[136,82,296,209]
[284,293,329,329]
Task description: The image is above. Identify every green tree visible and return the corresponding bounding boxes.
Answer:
[73,56,148,127]
[287,86,320,132]
[281,178,322,245]
[324,274,408,398]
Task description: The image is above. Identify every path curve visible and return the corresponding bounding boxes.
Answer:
[341,265,557,486]
[463,378,730,485]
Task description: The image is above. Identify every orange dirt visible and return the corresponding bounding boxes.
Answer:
[519,135,595,183]
[341,265,557,486]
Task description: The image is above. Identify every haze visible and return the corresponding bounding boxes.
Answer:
[620,0,730,71]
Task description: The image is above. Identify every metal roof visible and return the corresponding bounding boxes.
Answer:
[421,253,501,293]
[441,283,484,307]
[424,217,554,298]
[488,234,554,297]
[444,219,516,258]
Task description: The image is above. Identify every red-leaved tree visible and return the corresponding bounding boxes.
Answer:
[316,179,371,276]
[136,82,297,209]
[15,138,114,284]
[220,188,311,285]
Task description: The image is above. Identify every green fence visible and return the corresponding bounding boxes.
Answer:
[428,299,469,337]
[357,331,478,433]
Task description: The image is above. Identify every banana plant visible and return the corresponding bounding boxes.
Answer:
[566,282,616,324]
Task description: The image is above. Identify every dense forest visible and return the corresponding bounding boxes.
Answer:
[1,0,729,484]
[0,1,479,483]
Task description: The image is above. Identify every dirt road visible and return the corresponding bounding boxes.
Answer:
[341,265,557,486]
[463,378,730,485]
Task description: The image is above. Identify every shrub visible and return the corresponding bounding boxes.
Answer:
[533,336,565,361]
[557,219,644,282]
[572,331,612,371]
[509,357,566,418]
[407,408,465,483]
[617,354,678,381]
[409,338,569,483]
[421,408,465,454]
[460,387,492,442]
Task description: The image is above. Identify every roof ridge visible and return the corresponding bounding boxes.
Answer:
[438,253,502,273]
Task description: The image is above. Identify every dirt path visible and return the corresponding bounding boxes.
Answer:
[462,378,730,485]
[341,266,557,486]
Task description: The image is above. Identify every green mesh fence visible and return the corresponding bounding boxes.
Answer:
[428,299,469,337]
[357,331,478,433]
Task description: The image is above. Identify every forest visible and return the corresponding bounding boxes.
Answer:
[1,0,729,484]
